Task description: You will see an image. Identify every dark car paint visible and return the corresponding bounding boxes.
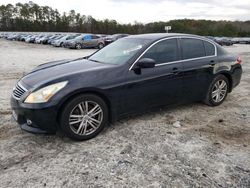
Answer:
[11,34,242,134]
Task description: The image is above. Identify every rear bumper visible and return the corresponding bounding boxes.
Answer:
[231,65,242,90]
[104,41,114,45]
[11,97,58,134]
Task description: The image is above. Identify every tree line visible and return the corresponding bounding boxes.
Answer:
[1,2,250,37]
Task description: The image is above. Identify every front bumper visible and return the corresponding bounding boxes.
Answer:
[64,43,75,48]
[11,97,58,134]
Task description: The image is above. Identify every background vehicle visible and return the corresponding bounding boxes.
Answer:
[26,35,38,43]
[48,35,64,44]
[214,37,233,46]
[104,33,129,45]
[11,33,242,141]
[64,34,105,49]
[52,34,80,47]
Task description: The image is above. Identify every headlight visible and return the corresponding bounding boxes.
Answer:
[24,81,68,103]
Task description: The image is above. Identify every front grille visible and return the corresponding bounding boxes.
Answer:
[13,83,27,100]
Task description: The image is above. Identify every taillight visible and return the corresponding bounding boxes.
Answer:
[237,57,243,64]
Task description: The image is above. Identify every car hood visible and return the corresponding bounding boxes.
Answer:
[21,58,113,88]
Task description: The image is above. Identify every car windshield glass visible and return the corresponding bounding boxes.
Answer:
[67,35,79,40]
[89,38,150,65]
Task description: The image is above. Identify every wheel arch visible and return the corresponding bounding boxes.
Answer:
[56,89,113,125]
[216,71,233,92]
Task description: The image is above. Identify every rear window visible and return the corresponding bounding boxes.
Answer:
[181,38,205,59]
[204,41,215,56]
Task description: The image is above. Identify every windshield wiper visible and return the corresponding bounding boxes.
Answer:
[88,59,103,63]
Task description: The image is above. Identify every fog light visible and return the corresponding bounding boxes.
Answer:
[27,119,32,125]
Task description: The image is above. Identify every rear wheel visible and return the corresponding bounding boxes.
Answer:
[60,94,108,140]
[204,75,229,106]
[75,43,82,49]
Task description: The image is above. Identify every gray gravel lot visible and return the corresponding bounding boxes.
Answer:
[0,39,249,187]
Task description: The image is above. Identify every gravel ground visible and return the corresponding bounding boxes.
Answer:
[0,39,249,188]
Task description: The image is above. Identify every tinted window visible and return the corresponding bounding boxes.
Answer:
[181,38,205,59]
[92,35,100,39]
[204,41,215,56]
[141,39,179,64]
[83,35,92,40]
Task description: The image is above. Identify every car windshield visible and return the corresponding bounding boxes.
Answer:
[67,35,79,40]
[89,38,150,65]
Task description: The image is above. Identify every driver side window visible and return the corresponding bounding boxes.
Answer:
[141,38,179,64]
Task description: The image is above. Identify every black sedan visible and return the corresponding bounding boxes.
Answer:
[11,33,242,140]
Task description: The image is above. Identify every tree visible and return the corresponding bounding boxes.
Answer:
[0,2,249,36]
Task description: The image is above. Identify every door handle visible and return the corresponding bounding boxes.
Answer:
[209,60,215,66]
[172,67,179,74]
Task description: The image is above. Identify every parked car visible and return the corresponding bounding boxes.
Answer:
[238,38,250,44]
[10,33,243,140]
[52,34,80,47]
[214,37,233,46]
[104,33,129,45]
[20,34,31,42]
[48,35,64,45]
[35,35,45,44]
[6,34,18,40]
[42,35,58,44]
[26,35,38,43]
[64,34,105,49]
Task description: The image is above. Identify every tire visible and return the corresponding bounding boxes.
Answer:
[60,94,108,141]
[60,42,64,47]
[75,43,82,49]
[204,75,229,106]
[98,43,104,49]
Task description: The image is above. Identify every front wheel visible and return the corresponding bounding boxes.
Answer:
[60,94,108,141]
[204,75,229,106]
[98,43,104,49]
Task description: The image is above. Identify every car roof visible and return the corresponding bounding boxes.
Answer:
[127,33,207,41]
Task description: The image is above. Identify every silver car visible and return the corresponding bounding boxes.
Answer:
[52,34,80,47]
[64,34,105,49]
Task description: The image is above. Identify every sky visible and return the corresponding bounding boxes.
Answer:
[1,0,250,23]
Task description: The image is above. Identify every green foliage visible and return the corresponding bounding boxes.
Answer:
[0,2,250,36]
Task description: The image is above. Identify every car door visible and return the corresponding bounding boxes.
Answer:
[90,35,100,47]
[82,35,92,47]
[179,37,217,101]
[121,38,184,114]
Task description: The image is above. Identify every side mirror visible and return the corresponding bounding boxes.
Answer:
[136,58,156,69]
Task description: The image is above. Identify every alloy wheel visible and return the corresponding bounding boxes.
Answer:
[76,44,81,49]
[69,101,103,136]
[211,79,228,103]
[98,43,104,49]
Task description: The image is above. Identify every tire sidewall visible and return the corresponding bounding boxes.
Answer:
[206,75,229,106]
[98,43,104,49]
[60,94,108,141]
